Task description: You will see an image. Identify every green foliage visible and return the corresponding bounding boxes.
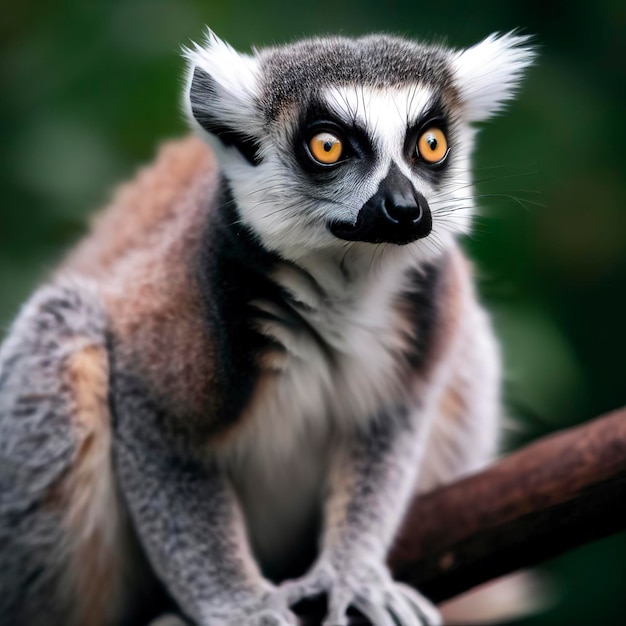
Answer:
[1,1,625,621]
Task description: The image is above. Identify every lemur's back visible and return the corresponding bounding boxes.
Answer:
[63,136,215,282]
[60,137,225,421]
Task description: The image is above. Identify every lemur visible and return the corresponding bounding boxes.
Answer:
[0,31,534,626]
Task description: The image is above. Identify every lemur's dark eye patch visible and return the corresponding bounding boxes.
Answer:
[296,99,374,173]
[403,95,452,171]
[298,119,362,172]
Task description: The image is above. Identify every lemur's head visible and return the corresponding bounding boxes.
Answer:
[184,32,533,263]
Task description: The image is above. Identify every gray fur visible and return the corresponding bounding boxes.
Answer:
[280,400,444,626]
[112,368,297,624]
[254,35,452,120]
[257,35,455,120]
[0,281,108,624]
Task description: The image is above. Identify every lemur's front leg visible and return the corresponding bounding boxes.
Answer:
[281,405,441,626]
[113,383,298,626]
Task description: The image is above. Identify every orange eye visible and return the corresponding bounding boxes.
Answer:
[417,128,448,164]
[308,132,343,165]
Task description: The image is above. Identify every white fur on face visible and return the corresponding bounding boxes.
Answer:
[323,83,435,197]
[324,84,477,244]
[228,83,474,268]
[184,31,534,268]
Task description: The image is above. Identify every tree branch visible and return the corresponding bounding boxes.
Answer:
[389,406,626,603]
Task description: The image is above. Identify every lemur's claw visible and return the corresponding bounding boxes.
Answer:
[281,560,440,626]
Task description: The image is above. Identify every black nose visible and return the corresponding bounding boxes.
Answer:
[328,164,432,245]
[382,194,424,225]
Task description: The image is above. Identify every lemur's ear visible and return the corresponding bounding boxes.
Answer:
[452,32,536,122]
[183,31,262,164]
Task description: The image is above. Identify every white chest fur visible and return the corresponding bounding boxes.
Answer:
[220,253,418,568]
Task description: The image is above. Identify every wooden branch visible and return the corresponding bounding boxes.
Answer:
[389,406,626,603]
[296,407,626,624]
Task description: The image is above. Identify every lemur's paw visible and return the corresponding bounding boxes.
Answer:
[280,558,440,626]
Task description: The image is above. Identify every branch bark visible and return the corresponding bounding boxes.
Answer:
[389,406,626,603]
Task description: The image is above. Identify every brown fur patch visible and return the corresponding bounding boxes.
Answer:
[439,384,467,423]
[63,136,216,278]
[60,345,124,626]
[62,137,222,429]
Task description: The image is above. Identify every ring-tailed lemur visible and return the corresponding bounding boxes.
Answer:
[0,31,534,626]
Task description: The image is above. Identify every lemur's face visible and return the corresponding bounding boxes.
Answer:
[185,33,533,262]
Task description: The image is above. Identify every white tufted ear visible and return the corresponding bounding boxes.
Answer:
[182,31,263,163]
[452,32,536,122]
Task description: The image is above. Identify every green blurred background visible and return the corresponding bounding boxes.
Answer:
[1,0,625,623]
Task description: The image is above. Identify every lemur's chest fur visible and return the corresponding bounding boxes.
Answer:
[204,192,442,443]
[204,192,444,573]
[247,264,416,440]
[222,265,437,576]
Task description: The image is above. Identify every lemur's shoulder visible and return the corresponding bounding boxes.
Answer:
[63,135,216,280]
[61,136,224,425]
